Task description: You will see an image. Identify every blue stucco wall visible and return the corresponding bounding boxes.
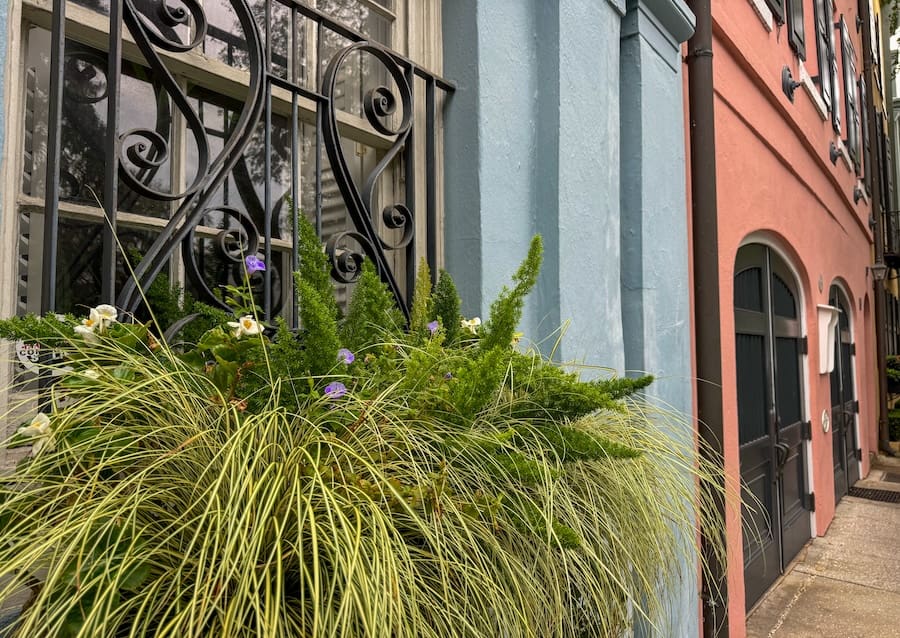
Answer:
[443,0,627,369]
[620,1,696,635]
[443,0,697,634]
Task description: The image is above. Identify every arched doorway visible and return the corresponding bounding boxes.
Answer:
[734,244,812,609]
[829,284,859,502]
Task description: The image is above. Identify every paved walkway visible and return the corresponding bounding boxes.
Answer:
[746,459,900,638]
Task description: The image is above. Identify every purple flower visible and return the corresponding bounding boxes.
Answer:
[245,255,266,274]
[337,348,355,365]
[443,372,453,380]
[427,320,439,335]
[324,382,347,399]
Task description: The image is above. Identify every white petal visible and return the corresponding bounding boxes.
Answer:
[74,325,99,343]
[95,304,118,321]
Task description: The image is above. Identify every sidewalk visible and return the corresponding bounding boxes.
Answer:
[746,458,900,638]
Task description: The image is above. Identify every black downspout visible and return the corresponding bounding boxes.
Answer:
[859,0,893,456]
[686,1,729,636]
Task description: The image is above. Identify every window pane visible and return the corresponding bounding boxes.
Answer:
[23,28,170,217]
[203,0,292,80]
[16,212,161,315]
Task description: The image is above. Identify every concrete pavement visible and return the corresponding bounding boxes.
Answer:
[746,459,900,638]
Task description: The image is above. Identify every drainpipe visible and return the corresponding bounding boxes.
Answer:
[685,0,729,636]
[858,0,893,456]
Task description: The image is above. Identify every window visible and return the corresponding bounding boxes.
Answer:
[813,0,840,131]
[860,74,869,189]
[766,0,804,58]
[9,0,448,327]
[766,0,786,24]
[787,0,805,59]
[840,16,861,171]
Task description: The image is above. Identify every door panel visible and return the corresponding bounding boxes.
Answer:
[829,286,859,501]
[735,245,812,610]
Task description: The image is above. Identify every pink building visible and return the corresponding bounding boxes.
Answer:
[686,0,890,634]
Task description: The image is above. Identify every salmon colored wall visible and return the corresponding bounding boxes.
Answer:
[685,1,877,636]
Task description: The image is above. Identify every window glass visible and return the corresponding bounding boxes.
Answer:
[23,28,170,217]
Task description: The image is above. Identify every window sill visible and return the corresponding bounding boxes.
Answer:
[747,0,774,32]
[799,62,828,121]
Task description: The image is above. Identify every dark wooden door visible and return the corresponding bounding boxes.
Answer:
[734,245,811,610]
[829,286,859,503]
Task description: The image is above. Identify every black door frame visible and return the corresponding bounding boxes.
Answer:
[734,244,812,610]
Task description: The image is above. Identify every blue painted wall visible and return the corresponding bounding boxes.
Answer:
[443,0,697,634]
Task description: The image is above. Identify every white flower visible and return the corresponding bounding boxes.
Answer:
[511,332,524,347]
[17,413,54,455]
[460,316,482,335]
[93,304,118,331]
[82,369,101,379]
[75,304,118,342]
[74,324,99,344]
[227,315,261,338]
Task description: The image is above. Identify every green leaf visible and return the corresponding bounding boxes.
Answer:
[119,562,151,592]
[197,327,228,352]
[111,367,137,382]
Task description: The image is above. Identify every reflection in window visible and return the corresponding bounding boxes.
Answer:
[23,28,170,217]
[17,214,161,315]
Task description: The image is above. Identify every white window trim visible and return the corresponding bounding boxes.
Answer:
[799,60,828,121]
[747,0,774,32]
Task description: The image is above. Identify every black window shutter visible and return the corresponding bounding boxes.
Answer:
[813,0,832,110]
[841,18,860,170]
[860,75,869,188]
[788,0,806,59]
[767,0,787,25]
[831,9,841,133]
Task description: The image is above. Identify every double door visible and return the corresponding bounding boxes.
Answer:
[829,286,859,502]
[734,245,811,609]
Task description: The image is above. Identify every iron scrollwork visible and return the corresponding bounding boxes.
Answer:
[115,0,266,314]
[39,0,452,323]
[321,42,414,317]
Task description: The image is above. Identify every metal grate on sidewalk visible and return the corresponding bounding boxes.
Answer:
[848,487,900,503]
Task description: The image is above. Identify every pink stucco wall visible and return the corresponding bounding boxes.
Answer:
[685,2,878,636]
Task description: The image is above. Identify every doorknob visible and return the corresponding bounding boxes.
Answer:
[775,442,790,474]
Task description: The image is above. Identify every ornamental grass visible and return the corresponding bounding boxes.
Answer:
[0,226,726,637]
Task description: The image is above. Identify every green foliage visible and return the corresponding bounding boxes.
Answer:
[340,259,404,352]
[481,235,542,351]
[409,258,434,338]
[890,408,900,441]
[0,234,727,638]
[433,269,462,343]
[295,275,340,378]
[0,313,74,349]
[297,213,339,321]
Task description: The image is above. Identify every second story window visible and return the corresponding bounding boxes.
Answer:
[767,0,805,59]
[813,0,840,131]
[840,16,861,172]
[787,0,805,59]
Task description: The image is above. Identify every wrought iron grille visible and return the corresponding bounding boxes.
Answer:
[29,0,452,327]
